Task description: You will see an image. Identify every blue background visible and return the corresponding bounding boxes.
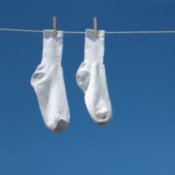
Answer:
[0,0,175,174]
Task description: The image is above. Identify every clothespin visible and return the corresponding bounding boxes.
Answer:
[93,17,98,36]
[53,16,57,36]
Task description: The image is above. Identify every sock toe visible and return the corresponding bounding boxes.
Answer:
[46,119,69,132]
[95,105,112,125]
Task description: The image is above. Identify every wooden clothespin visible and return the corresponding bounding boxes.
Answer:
[93,17,98,36]
[53,16,57,36]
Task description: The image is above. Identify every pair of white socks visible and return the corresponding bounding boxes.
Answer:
[31,29,112,132]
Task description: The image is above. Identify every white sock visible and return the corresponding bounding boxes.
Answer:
[76,29,112,125]
[31,30,70,132]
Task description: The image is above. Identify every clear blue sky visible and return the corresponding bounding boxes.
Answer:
[0,0,175,174]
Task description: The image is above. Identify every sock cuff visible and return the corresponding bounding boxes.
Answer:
[85,29,105,38]
[84,29,105,63]
[41,30,64,65]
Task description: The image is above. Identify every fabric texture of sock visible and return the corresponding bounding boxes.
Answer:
[76,29,112,125]
[31,30,70,132]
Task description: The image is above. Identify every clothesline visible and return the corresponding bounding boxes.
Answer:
[1,28,175,34]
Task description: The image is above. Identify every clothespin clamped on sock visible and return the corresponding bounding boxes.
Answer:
[53,16,57,36]
[93,17,98,36]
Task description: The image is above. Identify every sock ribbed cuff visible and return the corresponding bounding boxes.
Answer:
[84,29,105,63]
[41,30,64,65]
